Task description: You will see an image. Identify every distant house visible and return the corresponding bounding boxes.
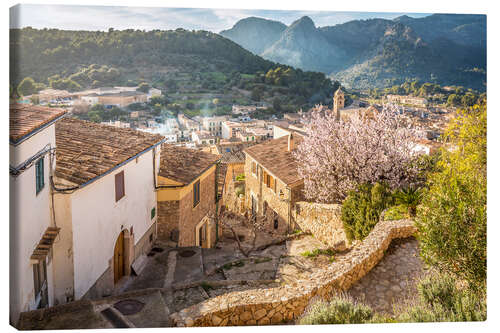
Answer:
[97,91,147,107]
[243,134,305,234]
[156,145,221,248]
[192,130,217,145]
[200,116,228,137]
[51,118,164,303]
[9,104,67,325]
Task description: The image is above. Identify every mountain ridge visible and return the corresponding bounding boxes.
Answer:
[220,14,486,90]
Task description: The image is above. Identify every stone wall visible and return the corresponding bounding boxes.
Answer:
[170,219,417,327]
[157,200,180,242]
[244,155,302,234]
[157,170,216,247]
[223,180,245,214]
[178,171,216,247]
[293,202,347,250]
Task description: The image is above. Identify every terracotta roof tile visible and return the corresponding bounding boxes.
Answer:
[244,135,303,186]
[55,118,164,186]
[10,103,67,143]
[159,145,219,185]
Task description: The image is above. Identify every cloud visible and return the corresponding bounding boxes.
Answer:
[10,4,431,31]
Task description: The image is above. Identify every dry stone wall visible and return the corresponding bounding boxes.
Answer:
[170,219,416,327]
[293,202,347,250]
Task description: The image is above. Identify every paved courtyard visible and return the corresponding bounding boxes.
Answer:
[346,237,426,314]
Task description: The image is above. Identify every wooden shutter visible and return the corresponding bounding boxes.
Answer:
[193,180,200,207]
[115,171,125,202]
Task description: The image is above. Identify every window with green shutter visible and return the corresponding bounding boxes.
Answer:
[35,157,45,194]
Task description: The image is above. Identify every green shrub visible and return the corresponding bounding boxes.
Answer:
[393,186,423,217]
[384,205,409,221]
[235,174,245,181]
[341,182,393,241]
[235,185,245,197]
[397,273,486,322]
[299,295,374,325]
[416,105,486,289]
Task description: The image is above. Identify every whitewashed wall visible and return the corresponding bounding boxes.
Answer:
[67,147,159,298]
[9,125,56,324]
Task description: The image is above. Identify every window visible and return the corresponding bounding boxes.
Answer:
[115,171,125,202]
[151,207,156,220]
[251,161,257,177]
[35,157,45,194]
[193,180,200,208]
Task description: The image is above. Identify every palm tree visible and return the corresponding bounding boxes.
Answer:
[393,186,423,217]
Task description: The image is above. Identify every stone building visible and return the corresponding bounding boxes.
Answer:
[243,134,305,234]
[334,87,345,120]
[156,145,221,248]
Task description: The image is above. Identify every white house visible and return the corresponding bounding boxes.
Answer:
[50,118,165,303]
[9,104,67,325]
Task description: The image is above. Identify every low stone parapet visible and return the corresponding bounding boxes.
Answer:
[292,202,346,249]
[169,219,417,327]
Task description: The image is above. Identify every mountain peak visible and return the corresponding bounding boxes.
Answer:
[290,16,316,30]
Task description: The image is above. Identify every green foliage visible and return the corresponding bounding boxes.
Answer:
[383,205,409,221]
[299,296,374,325]
[235,174,245,181]
[235,185,245,197]
[200,282,214,292]
[392,186,423,217]
[300,273,486,325]
[397,273,486,322]
[137,82,150,93]
[17,77,37,96]
[341,183,393,241]
[416,104,486,289]
[300,248,335,258]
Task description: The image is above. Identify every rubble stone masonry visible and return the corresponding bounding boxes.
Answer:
[244,156,304,234]
[293,202,348,250]
[169,219,417,327]
[157,170,216,247]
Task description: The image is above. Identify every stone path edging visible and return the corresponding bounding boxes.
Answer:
[169,219,417,327]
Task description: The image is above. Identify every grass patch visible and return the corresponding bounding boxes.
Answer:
[301,248,336,262]
[223,260,245,270]
[200,282,214,292]
[384,205,410,221]
[254,257,272,264]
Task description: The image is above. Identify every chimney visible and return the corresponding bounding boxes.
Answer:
[288,133,294,151]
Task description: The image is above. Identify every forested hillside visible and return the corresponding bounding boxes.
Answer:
[10,27,335,116]
[221,14,486,90]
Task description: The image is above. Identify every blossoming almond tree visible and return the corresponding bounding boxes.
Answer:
[294,104,423,203]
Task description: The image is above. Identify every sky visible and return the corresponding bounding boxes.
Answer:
[10,4,431,32]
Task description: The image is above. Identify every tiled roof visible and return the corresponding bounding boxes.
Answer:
[159,145,220,185]
[10,103,67,144]
[217,142,254,164]
[244,135,303,186]
[55,118,164,186]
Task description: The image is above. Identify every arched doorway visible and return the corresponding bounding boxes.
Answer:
[114,230,126,284]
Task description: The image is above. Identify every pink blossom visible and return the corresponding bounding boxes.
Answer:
[294,104,423,203]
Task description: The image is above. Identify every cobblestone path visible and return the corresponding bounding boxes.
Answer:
[347,237,426,315]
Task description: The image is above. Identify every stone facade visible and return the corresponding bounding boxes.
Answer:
[244,156,304,234]
[157,170,217,247]
[293,202,347,250]
[170,219,417,327]
[157,201,180,241]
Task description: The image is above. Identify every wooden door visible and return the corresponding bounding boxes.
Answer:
[114,231,125,284]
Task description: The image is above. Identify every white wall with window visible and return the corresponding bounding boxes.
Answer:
[52,146,160,299]
[9,125,57,325]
